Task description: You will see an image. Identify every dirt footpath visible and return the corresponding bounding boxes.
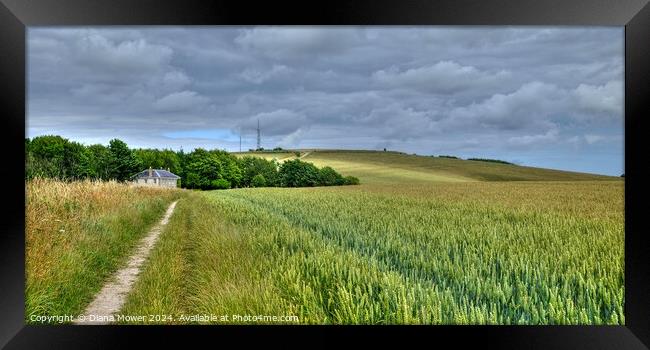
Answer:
[74,200,178,325]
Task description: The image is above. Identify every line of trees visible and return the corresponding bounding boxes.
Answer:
[435,155,514,165]
[25,135,140,181]
[466,158,514,165]
[25,135,359,190]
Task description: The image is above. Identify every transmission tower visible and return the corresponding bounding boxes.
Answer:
[256,119,261,150]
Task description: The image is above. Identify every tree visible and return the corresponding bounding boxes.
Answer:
[251,174,267,187]
[238,156,279,187]
[26,135,92,180]
[210,150,242,188]
[87,144,111,180]
[63,141,93,180]
[27,135,68,179]
[183,149,224,190]
[134,148,181,175]
[107,139,141,181]
[319,166,345,186]
[279,159,321,187]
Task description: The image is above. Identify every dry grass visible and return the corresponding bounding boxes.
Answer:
[26,178,182,322]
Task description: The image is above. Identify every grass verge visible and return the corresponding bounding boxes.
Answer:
[26,178,182,323]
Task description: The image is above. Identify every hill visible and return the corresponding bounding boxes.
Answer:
[237,150,618,184]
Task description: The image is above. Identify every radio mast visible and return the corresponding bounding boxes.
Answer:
[256,119,261,150]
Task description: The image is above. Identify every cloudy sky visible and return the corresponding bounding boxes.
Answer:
[27,26,624,175]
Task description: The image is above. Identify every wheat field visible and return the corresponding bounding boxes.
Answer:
[119,151,624,324]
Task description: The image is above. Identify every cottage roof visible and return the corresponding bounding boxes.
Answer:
[133,169,180,179]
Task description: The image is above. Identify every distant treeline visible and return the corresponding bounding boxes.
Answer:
[435,155,514,165]
[25,135,359,190]
[466,158,514,165]
[247,147,287,153]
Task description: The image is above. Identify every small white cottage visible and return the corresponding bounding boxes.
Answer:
[132,167,180,188]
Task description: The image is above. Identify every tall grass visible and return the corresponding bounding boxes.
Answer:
[120,192,299,324]
[122,180,623,325]
[25,178,182,322]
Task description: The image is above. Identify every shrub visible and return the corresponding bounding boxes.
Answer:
[211,178,231,189]
[294,151,302,157]
[344,176,360,185]
[251,174,267,187]
[279,159,321,187]
[319,166,345,186]
[438,155,459,159]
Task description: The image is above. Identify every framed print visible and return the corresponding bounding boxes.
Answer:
[1,0,649,348]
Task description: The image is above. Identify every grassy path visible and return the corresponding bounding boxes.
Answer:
[75,201,178,324]
[25,179,182,324]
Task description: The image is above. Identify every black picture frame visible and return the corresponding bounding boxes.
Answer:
[1,0,648,348]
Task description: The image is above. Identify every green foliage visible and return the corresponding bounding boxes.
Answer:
[343,175,360,185]
[212,179,231,190]
[25,135,357,190]
[294,151,302,157]
[183,149,223,190]
[239,156,279,187]
[26,135,68,179]
[26,135,94,180]
[438,155,459,159]
[134,148,181,175]
[108,139,142,181]
[467,158,514,165]
[63,141,93,179]
[279,159,321,187]
[251,174,267,187]
[319,166,345,186]
[210,150,242,188]
[87,144,111,180]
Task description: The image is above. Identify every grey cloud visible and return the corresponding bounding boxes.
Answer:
[573,80,623,116]
[27,26,625,175]
[508,128,560,148]
[240,65,292,84]
[372,61,511,94]
[153,91,210,112]
[447,81,567,131]
[238,109,307,136]
[234,27,364,60]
